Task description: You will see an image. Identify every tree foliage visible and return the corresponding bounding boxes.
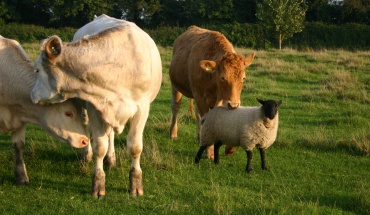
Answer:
[0,0,368,28]
[256,0,308,49]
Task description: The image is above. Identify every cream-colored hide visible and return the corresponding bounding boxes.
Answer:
[0,36,89,185]
[30,14,162,197]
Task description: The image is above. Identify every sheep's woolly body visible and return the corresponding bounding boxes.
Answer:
[200,106,279,151]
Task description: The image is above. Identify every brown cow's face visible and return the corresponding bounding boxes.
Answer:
[217,54,245,108]
[216,53,255,108]
[200,52,255,109]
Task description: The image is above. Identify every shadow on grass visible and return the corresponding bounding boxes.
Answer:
[297,138,368,157]
[298,194,369,215]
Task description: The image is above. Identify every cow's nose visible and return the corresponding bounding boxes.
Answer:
[81,137,89,147]
[228,102,239,109]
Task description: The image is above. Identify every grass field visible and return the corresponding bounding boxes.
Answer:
[0,43,369,214]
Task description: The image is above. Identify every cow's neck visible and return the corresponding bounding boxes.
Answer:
[58,44,122,130]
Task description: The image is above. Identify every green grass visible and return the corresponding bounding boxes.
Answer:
[0,44,369,214]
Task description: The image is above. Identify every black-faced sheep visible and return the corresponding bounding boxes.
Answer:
[195,98,282,172]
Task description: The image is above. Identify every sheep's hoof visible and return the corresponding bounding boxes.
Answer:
[262,167,268,171]
[246,168,253,173]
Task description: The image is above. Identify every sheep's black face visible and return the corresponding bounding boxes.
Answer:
[257,99,282,120]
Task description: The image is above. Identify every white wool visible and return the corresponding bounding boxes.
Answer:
[200,106,279,151]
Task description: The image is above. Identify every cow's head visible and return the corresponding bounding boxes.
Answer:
[31,36,67,105]
[200,52,255,108]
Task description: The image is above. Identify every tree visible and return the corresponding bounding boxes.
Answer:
[340,0,370,24]
[232,0,258,23]
[256,0,307,49]
[119,0,161,27]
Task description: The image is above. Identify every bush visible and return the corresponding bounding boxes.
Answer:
[287,22,370,50]
[2,22,369,50]
[145,23,269,49]
[0,23,76,43]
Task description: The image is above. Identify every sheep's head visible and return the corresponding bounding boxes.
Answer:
[257,98,282,120]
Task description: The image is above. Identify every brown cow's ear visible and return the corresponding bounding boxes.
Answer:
[44,36,62,62]
[200,60,217,73]
[243,52,255,67]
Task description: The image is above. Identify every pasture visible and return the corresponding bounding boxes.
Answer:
[0,43,369,214]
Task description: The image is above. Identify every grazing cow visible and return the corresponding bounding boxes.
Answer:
[0,36,89,185]
[30,15,162,197]
[169,26,255,158]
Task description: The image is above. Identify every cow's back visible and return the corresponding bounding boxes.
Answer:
[0,37,35,104]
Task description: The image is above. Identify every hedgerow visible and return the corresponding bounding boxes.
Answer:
[1,22,369,50]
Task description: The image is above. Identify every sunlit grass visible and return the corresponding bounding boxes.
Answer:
[0,44,369,214]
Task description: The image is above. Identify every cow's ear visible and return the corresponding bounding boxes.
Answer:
[200,60,217,73]
[44,36,62,62]
[243,52,255,67]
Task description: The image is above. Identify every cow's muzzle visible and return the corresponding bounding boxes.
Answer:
[228,102,240,109]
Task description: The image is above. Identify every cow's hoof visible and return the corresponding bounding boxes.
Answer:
[129,167,143,197]
[225,146,237,156]
[92,191,106,199]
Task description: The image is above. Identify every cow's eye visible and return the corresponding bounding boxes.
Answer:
[34,69,39,73]
[65,111,74,118]
[221,77,226,82]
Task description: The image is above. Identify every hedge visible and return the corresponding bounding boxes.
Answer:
[1,22,369,50]
[0,23,76,43]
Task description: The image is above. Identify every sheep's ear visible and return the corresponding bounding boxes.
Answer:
[277,100,282,106]
[200,60,217,73]
[257,98,265,105]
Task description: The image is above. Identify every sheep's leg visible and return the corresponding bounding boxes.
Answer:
[245,150,253,173]
[259,148,268,170]
[195,146,207,163]
[213,141,222,165]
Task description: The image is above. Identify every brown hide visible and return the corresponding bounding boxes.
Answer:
[169,26,255,157]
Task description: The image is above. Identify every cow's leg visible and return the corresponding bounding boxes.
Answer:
[82,142,93,163]
[104,131,116,168]
[11,124,29,185]
[82,129,115,168]
[188,98,195,118]
[214,141,222,165]
[225,146,238,156]
[170,87,183,139]
[127,105,149,196]
[81,107,93,163]
[87,105,110,198]
[259,148,268,170]
[245,150,253,173]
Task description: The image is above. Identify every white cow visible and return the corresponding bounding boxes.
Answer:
[0,36,89,185]
[30,14,162,197]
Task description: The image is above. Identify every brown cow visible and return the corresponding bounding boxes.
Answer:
[169,26,255,158]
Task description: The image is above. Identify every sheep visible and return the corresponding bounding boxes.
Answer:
[195,98,282,172]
